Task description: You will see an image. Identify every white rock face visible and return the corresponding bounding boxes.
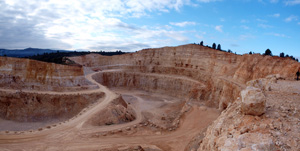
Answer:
[237,133,275,151]
[241,87,266,116]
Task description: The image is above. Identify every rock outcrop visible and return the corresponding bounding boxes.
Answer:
[198,76,300,151]
[92,71,205,100]
[0,57,95,91]
[85,95,136,126]
[241,87,266,116]
[69,44,300,109]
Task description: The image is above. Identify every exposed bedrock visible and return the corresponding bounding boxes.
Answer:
[92,71,206,102]
[0,91,104,122]
[198,76,300,151]
[0,57,96,91]
[70,44,300,109]
[241,86,266,116]
[85,95,136,126]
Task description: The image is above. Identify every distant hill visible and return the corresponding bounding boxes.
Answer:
[0,48,127,64]
[27,50,126,65]
[0,48,69,57]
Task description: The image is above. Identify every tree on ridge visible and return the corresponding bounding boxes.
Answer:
[217,44,221,50]
[264,49,272,56]
[212,43,216,49]
[200,41,204,46]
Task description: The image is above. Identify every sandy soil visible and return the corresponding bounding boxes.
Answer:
[0,69,220,151]
[0,118,65,131]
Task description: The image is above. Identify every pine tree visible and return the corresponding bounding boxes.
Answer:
[200,41,204,46]
[280,52,285,57]
[212,43,216,49]
[264,49,272,56]
[217,44,221,50]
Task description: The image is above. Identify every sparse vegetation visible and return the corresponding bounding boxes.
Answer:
[212,43,216,49]
[217,44,221,50]
[200,41,204,46]
[196,41,298,62]
[280,52,285,57]
[263,49,272,56]
[27,50,127,64]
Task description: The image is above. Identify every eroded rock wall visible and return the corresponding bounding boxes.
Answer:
[0,57,94,91]
[69,44,300,108]
[92,71,205,102]
[0,91,104,122]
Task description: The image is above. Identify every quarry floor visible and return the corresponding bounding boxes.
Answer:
[0,70,220,151]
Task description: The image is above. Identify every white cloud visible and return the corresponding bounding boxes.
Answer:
[239,34,255,40]
[285,15,298,22]
[215,25,223,32]
[285,0,300,5]
[241,25,250,30]
[267,33,290,38]
[256,19,268,22]
[270,13,280,17]
[258,0,279,4]
[0,0,195,51]
[197,0,222,2]
[270,0,279,3]
[241,19,249,23]
[170,21,196,27]
[258,24,273,28]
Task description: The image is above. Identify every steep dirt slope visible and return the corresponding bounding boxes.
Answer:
[69,44,300,109]
[0,57,95,91]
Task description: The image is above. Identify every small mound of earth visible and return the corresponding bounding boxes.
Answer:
[86,96,136,126]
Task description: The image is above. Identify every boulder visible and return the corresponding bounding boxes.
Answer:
[241,87,266,116]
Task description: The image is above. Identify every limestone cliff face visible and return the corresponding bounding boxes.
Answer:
[0,91,104,122]
[92,71,205,101]
[69,44,300,108]
[0,57,94,91]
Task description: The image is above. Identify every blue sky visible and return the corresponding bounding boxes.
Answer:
[0,0,299,57]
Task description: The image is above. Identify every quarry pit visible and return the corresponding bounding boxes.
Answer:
[0,44,299,151]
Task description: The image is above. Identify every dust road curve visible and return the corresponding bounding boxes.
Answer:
[0,70,143,141]
[0,69,220,151]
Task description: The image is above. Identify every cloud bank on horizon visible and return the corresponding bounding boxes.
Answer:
[0,0,299,56]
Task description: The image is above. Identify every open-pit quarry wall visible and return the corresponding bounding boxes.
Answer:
[0,91,104,122]
[69,44,300,109]
[0,57,95,91]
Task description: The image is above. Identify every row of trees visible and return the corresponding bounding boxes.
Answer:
[196,41,298,62]
[199,41,222,51]
[28,50,126,64]
[251,49,298,62]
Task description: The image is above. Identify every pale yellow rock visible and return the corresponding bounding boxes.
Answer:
[241,87,266,116]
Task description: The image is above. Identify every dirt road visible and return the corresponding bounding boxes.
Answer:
[0,70,220,151]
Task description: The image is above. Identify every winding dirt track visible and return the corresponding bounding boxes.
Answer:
[0,70,219,151]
